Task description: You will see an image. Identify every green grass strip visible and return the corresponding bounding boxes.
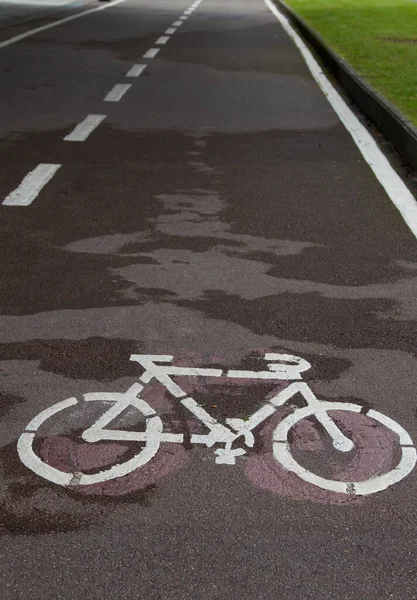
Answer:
[281,0,417,126]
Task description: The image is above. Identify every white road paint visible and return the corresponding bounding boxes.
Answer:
[82,384,182,445]
[143,48,160,59]
[19,353,416,494]
[173,20,183,26]
[264,0,417,241]
[273,403,417,495]
[17,397,79,485]
[181,397,221,429]
[0,0,128,51]
[131,352,223,397]
[104,83,131,102]
[180,16,188,20]
[131,353,310,383]
[165,28,177,35]
[156,36,169,45]
[126,64,147,78]
[228,353,311,380]
[25,397,78,431]
[3,163,61,206]
[64,114,106,142]
[18,434,73,486]
[367,409,414,445]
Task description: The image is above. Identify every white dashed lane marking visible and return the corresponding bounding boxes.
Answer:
[143,48,160,58]
[2,164,61,206]
[104,83,132,102]
[126,64,147,77]
[2,0,206,208]
[64,114,106,142]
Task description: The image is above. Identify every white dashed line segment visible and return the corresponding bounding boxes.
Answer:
[64,114,106,142]
[1,0,203,213]
[3,164,61,206]
[143,48,160,58]
[1,0,203,210]
[104,83,132,102]
[126,64,147,77]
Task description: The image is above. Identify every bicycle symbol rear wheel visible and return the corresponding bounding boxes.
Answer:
[273,402,417,495]
[17,392,164,487]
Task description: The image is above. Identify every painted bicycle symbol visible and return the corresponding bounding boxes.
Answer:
[18,353,416,495]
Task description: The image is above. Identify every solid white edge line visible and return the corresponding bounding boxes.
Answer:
[156,36,169,45]
[126,64,146,77]
[263,0,417,241]
[0,0,128,51]
[3,163,61,206]
[104,83,132,102]
[64,114,106,142]
[143,47,160,58]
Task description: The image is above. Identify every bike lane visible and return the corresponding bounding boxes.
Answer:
[1,0,417,598]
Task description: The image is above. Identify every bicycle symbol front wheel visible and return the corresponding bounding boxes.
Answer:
[273,402,417,495]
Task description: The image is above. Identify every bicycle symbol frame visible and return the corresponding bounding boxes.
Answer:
[18,353,417,495]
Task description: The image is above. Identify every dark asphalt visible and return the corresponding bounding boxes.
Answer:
[1,0,417,598]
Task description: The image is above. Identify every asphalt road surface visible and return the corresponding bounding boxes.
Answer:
[1,0,417,598]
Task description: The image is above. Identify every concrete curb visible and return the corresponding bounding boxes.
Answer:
[274,0,417,172]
